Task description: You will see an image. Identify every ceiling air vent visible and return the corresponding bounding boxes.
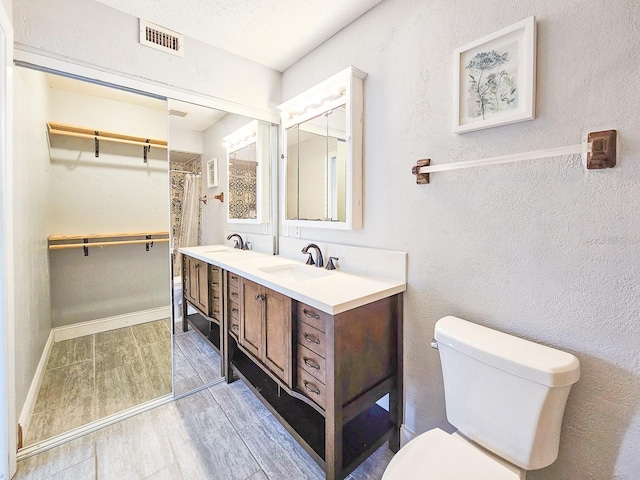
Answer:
[139,19,184,57]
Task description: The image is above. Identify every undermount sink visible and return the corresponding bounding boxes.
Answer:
[258,263,331,282]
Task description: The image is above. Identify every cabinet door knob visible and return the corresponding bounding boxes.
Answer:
[303,380,321,395]
[303,309,320,320]
[303,332,320,345]
[303,357,320,370]
[254,294,264,302]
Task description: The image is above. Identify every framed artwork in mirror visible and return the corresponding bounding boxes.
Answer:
[453,16,536,133]
[207,157,218,188]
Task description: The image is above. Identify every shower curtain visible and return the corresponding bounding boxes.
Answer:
[174,173,202,276]
[179,173,202,248]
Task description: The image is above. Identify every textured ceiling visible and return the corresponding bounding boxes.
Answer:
[95,0,384,72]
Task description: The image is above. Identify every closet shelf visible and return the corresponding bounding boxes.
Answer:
[48,232,169,256]
[47,122,168,150]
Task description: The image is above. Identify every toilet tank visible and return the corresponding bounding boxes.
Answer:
[434,316,580,471]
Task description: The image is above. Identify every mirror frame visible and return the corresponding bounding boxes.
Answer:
[278,66,367,230]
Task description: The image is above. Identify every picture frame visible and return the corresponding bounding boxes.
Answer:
[453,16,536,133]
[206,157,218,188]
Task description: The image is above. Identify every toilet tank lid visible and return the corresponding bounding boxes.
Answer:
[434,316,580,387]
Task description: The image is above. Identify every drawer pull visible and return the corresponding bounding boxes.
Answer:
[303,380,321,395]
[303,332,320,345]
[303,357,320,370]
[254,294,264,302]
[211,282,219,287]
[231,323,239,331]
[231,292,239,299]
[303,309,320,320]
[231,275,238,280]
[232,308,239,314]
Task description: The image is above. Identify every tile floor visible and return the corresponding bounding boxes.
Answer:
[18,317,393,479]
[26,319,173,446]
[15,379,394,480]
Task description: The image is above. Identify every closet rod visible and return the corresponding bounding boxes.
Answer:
[49,238,170,250]
[411,130,616,184]
[47,122,168,150]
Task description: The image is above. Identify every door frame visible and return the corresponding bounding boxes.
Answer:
[0,1,16,477]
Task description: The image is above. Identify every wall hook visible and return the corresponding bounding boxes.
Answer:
[200,196,208,204]
[143,141,151,163]
[214,192,224,203]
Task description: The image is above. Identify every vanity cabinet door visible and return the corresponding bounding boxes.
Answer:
[196,259,209,313]
[264,287,291,386]
[185,256,199,306]
[240,278,262,359]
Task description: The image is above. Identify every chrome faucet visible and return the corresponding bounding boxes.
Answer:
[227,233,245,250]
[301,243,323,268]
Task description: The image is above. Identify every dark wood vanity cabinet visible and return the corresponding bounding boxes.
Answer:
[181,255,402,480]
[224,272,402,480]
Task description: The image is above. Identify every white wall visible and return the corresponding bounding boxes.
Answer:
[282,1,640,479]
[13,67,51,426]
[169,126,203,155]
[13,0,280,113]
[48,87,170,326]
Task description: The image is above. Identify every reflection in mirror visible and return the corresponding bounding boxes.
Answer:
[286,106,347,222]
[224,120,270,224]
[15,66,172,449]
[228,143,257,220]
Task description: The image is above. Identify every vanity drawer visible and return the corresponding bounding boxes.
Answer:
[296,322,326,358]
[297,368,326,409]
[210,298,222,321]
[229,298,240,331]
[297,344,326,384]
[296,302,329,333]
[228,272,241,288]
[228,284,240,303]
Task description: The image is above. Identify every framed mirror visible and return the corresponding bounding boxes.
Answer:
[279,66,366,230]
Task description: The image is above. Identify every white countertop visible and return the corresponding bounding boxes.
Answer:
[179,245,406,315]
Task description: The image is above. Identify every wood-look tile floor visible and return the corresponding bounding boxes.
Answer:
[25,319,173,447]
[16,380,394,480]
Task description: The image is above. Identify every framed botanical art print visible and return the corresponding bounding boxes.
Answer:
[453,16,536,133]
[206,157,218,188]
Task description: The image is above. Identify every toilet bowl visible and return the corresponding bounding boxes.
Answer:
[172,276,183,322]
[382,316,580,480]
[172,276,196,322]
[383,429,523,480]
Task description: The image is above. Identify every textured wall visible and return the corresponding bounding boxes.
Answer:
[282,0,640,478]
[13,67,51,423]
[13,0,281,112]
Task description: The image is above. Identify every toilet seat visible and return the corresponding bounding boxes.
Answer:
[382,428,522,480]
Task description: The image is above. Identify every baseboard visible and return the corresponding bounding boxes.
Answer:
[400,424,418,447]
[18,330,55,446]
[53,305,171,342]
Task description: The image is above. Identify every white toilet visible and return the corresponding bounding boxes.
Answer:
[383,316,580,480]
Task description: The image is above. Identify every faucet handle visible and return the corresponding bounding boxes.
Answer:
[325,257,339,270]
[304,252,315,266]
